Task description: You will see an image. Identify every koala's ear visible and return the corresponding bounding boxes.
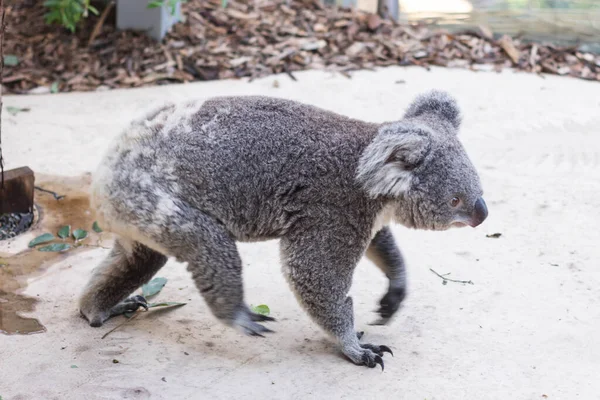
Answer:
[404,90,461,130]
[356,123,431,198]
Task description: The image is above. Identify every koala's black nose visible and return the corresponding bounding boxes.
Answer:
[469,197,488,227]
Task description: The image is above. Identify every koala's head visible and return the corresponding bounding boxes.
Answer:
[356,90,488,231]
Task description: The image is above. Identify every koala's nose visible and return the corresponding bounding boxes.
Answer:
[469,197,488,227]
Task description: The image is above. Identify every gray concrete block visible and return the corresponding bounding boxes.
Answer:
[116,0,181,41]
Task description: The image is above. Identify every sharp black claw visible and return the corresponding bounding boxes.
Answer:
[375,355,384,371]
[250,331,265,338]
[379,345,393,356]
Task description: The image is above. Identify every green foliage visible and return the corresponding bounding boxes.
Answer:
[147,0,187,15]
[251,304,270,316]
[29,233,55,248]
[92,221,103,233]
[72,229,88,241]
[58,225,71,239]
[3,55,19,66]
[43,0,98,33]
[38,243,71,252]
[142,277,168,298]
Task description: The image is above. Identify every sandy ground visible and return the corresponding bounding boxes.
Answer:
[1,66,599,400]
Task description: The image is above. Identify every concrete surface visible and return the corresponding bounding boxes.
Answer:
[1,66,599,400]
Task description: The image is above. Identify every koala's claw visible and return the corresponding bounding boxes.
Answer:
[109,295,149,318]
[235,308,275,337]
[356,331,365,340]
[241,321,274,337]
[361,343,394,357]
[249,312,276,322]
[361,351,385,371]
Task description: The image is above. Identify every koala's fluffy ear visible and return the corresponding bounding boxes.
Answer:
[404,90,461,130]
[356,122,431,198]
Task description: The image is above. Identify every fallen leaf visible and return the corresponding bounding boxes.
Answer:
[5,106,30,116]
[142,277,168,298]
[58,225,71,239]
[251,304,270,316]
[38,243,71,252]
[92,221,103,233]
[28,233,55,247]
[486,233,502,238]
[50,82,60,94]
[148,302,187,308]
[3,54,19,66]
[72,229,88,241]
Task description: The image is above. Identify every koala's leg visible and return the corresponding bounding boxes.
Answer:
[160,210,274,336]
[79,238,167,327]
[280,230,392,369]
[366,226,407,324]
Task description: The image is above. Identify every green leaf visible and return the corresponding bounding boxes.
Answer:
[6,106,31,116]
[28,233,55,247]
[147,1,164,8]
[148,302,187,308]
[71,365,78,368]
[58,225,71,239]
[39,243,71,252]
[92,221,103,233]
[3,55,19,66]
[251,304,270,316]
[50,81,59,93]
[88,4,99,15]
[221,0,228,8]
[142,277,168,298]
[72,229,88,241]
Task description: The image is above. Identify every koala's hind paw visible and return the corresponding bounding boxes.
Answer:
[109,295,149,317]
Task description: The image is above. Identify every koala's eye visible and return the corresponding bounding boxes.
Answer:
[450,197,461,207]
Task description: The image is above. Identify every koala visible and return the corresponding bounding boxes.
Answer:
[79,90,487,370]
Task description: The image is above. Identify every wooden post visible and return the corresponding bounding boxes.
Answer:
[0,167,35,214]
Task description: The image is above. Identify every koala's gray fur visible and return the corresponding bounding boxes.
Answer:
[80,90,487,370]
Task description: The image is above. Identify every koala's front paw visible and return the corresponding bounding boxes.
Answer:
[233,307,275,337]
[373,287,406,324]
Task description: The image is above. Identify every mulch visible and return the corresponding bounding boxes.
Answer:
[2,0,599,94]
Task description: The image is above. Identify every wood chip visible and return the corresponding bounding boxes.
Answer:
[2,0,597,95]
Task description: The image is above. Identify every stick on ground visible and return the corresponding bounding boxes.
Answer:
[430,268,474,285]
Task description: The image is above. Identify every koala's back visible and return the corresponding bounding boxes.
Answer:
[92,96,379,242]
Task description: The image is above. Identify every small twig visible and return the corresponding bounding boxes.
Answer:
[88,1,114,47]
[80,243,112,250]
[34,186,65,200]
[101,311,141,339]
[430,268,474,285]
